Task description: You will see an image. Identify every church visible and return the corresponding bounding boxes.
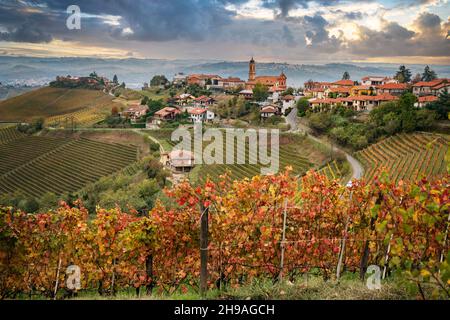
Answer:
[245,57,287,92]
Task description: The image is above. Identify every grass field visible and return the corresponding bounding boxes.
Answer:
[355,132,449,183]
[0,134,138,198]
[0,87,121,125]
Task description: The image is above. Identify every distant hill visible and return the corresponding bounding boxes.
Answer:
[0,87,119,122]
[1,56,449,89]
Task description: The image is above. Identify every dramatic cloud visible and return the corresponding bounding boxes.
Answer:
[0,0,448,63]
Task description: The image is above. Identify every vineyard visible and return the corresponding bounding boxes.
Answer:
[355,132,449,183]
[0,87,121,124]
[146,130,337,183]
[0,136,138,198]
[0,171,448,299]
[0,126,25,145]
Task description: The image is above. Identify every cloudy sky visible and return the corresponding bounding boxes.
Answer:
[0,0,449,64]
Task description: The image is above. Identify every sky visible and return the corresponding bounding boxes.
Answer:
[0,0,449,64]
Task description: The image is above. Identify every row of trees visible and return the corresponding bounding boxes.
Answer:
[0,169,448,299]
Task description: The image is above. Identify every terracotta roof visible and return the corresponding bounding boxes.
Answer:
[125,104,149,113]
[329,87,351,93]
[418,96,438,103]
[376,83,407,90]
[333,79,355,86]
[154,107,180,117]
[261,106,278,113]
[351,85,371,91]
[282,94,295,100]
[310,98,339,104]
[195,95,214,102]
[188,108,207,115]
[413,79,448,88]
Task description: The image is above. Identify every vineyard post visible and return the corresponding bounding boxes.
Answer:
[382,234,394,279]
[336,216,350,282]
[440,212,450,264]
[279,199,288,283]
[200,203,209,297]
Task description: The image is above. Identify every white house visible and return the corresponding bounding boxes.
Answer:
[188,108,215,123]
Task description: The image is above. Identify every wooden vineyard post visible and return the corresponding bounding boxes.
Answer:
[279,199,288,283]
[382,234,394,279]
[337,192,352,281]
[200,203,209,297]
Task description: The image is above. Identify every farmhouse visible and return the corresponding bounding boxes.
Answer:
[245,57,287,92]
[164,149,195,172]
[239,89,254,100]
[310,94,398,112]
[217,77,245,90]
[152,107,181,124]
[187,74,221,87]
[193,95,215,107]
[326,86,351,97]
[260,105,280,118]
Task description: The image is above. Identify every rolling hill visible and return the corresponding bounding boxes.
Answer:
[0,87,121,125]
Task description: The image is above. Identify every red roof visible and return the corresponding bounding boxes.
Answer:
[261,106,278,113]
[333,79,355,86]
[418,96,438,103]
[188,108,207,115]
[376,83,408,90]
[413,79,448,88]
[329,87,351,93]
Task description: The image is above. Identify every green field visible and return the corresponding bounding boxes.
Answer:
[0,87,120,124]
[0,132,138,198]
[355,132,449,183]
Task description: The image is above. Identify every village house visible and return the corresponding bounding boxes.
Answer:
[361,76,397,86]
[174,93,196,106]
[150,107,181,125]
[188,108,215,123]
[330,79,356,88]
[260,105,280,118]
[325,86,351,98]
[162,149,195,173]
[281,95,296,113]
[121,104,149,120]
[412,79,450,96]
[414,95,438,108]
[173,73,188,86]
[217,77,245,90]
[375,83,408,96]
[193,95,215,107]
[239,89,254,100]
[245,57,287,93]
[304,81,332,91]
[349,85,373,96]
[187,74,221,87]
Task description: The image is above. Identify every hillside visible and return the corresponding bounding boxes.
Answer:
[355,132,449,183]
[0,129,138,198]
[0,87,121,124]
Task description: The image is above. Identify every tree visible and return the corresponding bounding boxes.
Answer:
[421,65,437,82]
[342,71,350,80]
[113,74,118,84]
[412,73,422,84]
[297,98,310,117]
[282,87,294,96]
[395,65,412,83]
[252,83,269,102]
[150,75,169,87]
[426,89,450,120]
[308,112,332,132]
[89,71,98,78]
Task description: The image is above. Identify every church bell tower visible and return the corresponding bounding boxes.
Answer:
[248,57,256,81]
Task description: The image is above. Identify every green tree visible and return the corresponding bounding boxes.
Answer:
[342,71,350,80]
[296,98,310,117]
[308,112,332,132]
[150,75,169,87]
[421,65,437,81]
[113,74,118,84]
[252,83,269,102]
[395,65,412,83]
[426,89,450,120]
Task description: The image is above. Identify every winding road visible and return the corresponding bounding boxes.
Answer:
[285,107,363,182]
